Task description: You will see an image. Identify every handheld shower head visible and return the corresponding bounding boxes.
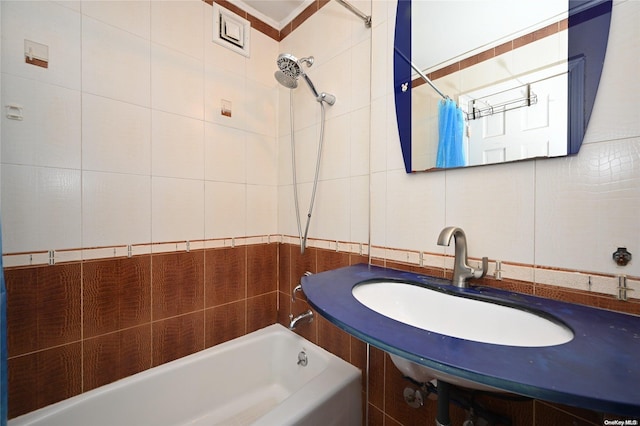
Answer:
[275,53,336,105]
[277,53,303,79]
[274,70,298,89]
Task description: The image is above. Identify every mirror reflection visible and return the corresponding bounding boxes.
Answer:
[394,0,612,173]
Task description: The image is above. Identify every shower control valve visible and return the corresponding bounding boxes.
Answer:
[613,247,632,266]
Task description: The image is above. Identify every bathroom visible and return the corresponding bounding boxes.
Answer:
[0,0,638,424]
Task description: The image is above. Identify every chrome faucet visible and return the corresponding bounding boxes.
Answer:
[437,226,488,288]
[289,310,314,330]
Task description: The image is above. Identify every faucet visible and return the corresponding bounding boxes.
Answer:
[289,310,314,330]
[437,226,488,288]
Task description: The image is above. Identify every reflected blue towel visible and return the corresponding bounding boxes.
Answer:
[1,217,6,426]
[436,99,466,168]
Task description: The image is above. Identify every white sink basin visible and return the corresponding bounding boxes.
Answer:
[353,280,573,347]
[353,280,574,391]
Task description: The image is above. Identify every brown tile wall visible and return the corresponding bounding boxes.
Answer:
[6,242,638,423]
[5,244,277,419]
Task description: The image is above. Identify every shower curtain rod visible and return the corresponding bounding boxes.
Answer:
[335,0,372,27]
[395,47,448,100]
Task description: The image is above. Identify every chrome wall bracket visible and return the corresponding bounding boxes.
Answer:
[617,275,634,301]
[335,0,371,27]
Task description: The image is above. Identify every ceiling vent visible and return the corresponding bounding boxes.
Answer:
[213,4,251,57]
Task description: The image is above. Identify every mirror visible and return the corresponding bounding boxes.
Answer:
[393,0,613,173]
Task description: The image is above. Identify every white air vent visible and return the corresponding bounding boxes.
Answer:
[213,4,251,57]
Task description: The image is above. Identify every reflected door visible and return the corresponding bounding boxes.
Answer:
[465,73,568,166]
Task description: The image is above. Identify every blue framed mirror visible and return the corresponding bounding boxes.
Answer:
[394,0,613,173]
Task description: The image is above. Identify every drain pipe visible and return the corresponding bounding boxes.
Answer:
[436,381,451,426]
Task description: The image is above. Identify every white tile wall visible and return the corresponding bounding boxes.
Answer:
[1,0,278,255]
[81,0,151,39]
[204,122,246,183]
[245,132,277,186]
[151,176,204,244]
[349,175,370,243]
[204,181,246,239]
[2,165,81,252]
[244,81,277,137]
[82,171,151,247]
[82,93,151,175]
[290,125,320,184]
[1,1,81,90]
[445,162,536,264]
[204,67,246,129]
[151,110,204,179]
[383,169,445,252]
[247,31,279,87]
[2,0,638,296]
[2,74,81,169]
[310,178,351,241]
[277,184,298,238]
[150,0,203,60]
[350,106,371,177]
[246,184,277,236]
[319,114,351,181]
[82,15,150,106]
[535,138,640,275]
[151,43,204,119]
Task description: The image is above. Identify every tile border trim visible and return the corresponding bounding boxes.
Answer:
[4,235,638,302]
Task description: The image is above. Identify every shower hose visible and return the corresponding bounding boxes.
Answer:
[289,90,327,254]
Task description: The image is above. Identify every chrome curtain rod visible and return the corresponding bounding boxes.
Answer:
[394,47,448,100]
[335,0,372,27]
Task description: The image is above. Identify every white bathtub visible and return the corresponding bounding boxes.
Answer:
[10,324,362,426]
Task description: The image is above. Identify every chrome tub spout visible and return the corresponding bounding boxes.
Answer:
[289,310,314,330]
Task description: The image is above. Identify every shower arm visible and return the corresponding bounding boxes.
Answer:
[302,74,321,100]
[335,0,371,28]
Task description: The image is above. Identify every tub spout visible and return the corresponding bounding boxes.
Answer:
[289,310,314,330]
[437,226,488,288]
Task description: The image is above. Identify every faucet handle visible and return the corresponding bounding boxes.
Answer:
[472,257,489,279]
[292,284,303,302]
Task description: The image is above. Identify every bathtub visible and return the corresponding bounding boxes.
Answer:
[10,324,362,426]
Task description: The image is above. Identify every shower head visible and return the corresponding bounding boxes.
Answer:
[276,53,314,79]
[277,53,303,79]
[274,70,298,89]
[275,53,335,105]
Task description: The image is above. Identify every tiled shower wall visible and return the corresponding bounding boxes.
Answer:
[2,0,640,424]
[5,241,639,422]
[5,243,277,418]
[1,0,280,256]
[1,0,282,417]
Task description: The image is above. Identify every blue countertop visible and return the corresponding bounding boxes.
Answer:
[301,263,640,416]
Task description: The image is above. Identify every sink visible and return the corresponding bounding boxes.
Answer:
[352,280,574,347]
[353,280,574,391]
